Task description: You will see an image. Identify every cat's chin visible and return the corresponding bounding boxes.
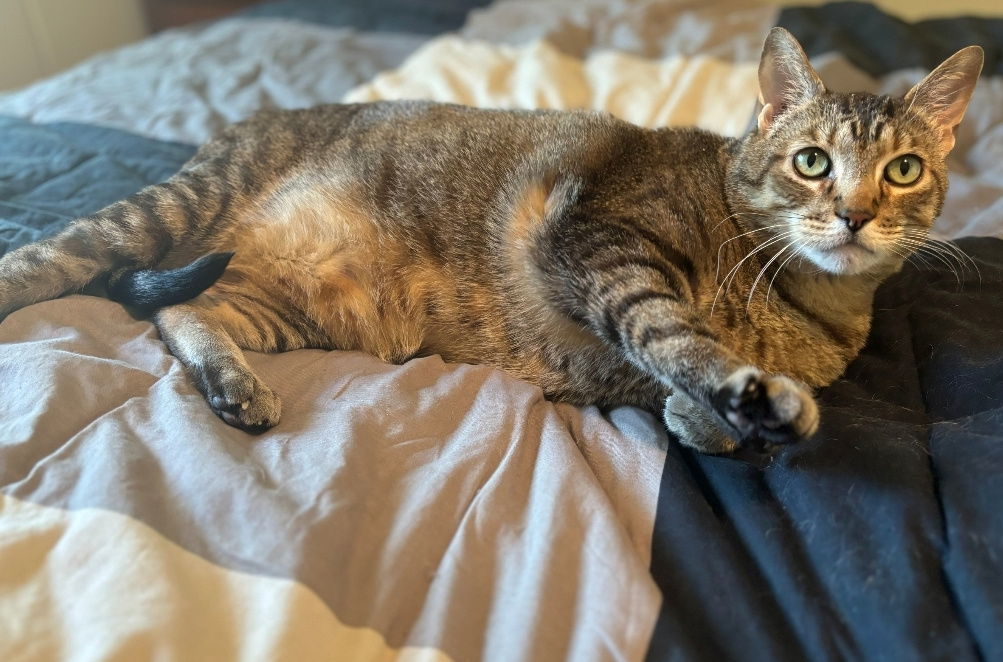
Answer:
[803,243,885,276]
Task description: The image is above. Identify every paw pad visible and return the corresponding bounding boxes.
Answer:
[204,370,282,433]
[713,367,818,449]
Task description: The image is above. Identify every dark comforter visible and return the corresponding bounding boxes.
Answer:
[651,237,1003,661]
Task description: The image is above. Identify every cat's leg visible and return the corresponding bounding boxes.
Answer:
[153,288,318,431]
[537,218,818,452]
[626,306,818,451]
[623,301,818,450]
[156,303,280,431]
[0,136,283,318]
[0,176,215,316]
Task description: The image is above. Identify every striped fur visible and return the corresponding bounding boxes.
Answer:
[0,30,982,453]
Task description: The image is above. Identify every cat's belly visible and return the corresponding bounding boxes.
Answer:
[223,214,660,407]
[216,186,425,361]
[210,172,663,408]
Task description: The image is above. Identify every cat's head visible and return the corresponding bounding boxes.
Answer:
[726,28,983,276]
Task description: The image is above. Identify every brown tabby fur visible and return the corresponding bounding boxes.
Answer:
[0,29,984,453]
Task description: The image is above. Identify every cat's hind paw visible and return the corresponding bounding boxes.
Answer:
[713,367,819,448]
[203,367,282,433]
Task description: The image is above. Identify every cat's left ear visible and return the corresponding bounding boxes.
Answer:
[757,27,825,132]
[905,46,984,153]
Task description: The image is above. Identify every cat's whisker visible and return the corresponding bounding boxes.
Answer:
[895,233,967,270]
[912,235,982,283]
[897,246,936,270]
[715,223,788,281]
[709,209,806,235]
[709,209,791,234]
[710,230,797,317]
[895,238,963,285]
[885,244,934,271]
[720,231,797,292]
[905,244,963,281]
[741,213,811,224]
[731,208,812,222]
[746,240,797,314]
[765,247,803,308]
[709,211,755,233]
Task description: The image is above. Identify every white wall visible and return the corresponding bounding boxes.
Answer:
[0,0,147,91]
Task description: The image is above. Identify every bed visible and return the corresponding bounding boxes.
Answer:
[0,1,1000,660]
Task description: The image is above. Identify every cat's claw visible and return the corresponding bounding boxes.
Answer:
[204,368,281,433]
[713,367,818,448]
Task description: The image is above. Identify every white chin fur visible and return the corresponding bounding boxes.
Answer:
[803,245,881,275]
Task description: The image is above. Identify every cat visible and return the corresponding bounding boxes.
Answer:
[0,28,983,454]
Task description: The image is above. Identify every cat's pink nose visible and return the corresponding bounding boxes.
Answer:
[837,209,874,232]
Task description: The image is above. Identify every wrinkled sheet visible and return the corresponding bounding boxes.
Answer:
[0,296,665,662]
[0,1,1001,661]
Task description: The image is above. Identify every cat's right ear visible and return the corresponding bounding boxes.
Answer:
[757,27,825,132]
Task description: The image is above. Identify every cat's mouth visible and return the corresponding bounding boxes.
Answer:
[812,230,876,255]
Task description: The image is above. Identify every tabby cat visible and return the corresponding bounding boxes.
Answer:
[0,29,983,453]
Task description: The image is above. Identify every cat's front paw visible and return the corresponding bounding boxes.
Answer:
[712,367,818,448]
[663,390,740,455]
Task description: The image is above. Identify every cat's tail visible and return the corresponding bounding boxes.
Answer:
[0,154,256,318]
[107,252,234,310]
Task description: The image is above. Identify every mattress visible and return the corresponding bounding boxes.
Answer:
[0,1,1001,660]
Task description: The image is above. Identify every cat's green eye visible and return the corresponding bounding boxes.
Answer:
[885,154,923,186]
[793,147,830,178]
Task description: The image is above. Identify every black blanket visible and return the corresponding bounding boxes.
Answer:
[650,237,1003,661]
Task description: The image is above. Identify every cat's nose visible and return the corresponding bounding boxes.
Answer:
[837,209,874,233]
